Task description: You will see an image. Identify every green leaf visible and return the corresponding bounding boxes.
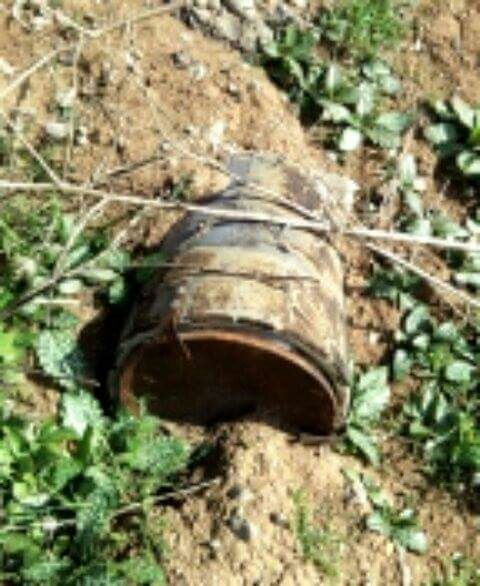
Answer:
[345,426,380,466]
[321,100,352,123]
[457,151,480,176]
[398,154,417,187]
[36,329,87,389]
[61,391,105,437]
[375,112,412,134]
[352,367,390,422]
[366,510,391,536]
[404,305,430,335]
[393,527,428,554]
[57,278,83,295]
[454,272,480,288]
[444,360,475,383]
[450,95,475,129]
[403,190,423,217]
[0,327,25,365]
[78,267,118,284]
[424,123,459,145]
[393,349,412,381]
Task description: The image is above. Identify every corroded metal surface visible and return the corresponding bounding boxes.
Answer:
[114,154,350,433]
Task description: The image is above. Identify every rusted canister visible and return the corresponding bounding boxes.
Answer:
[113,154,350,433]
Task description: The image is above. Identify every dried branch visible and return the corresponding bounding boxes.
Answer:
[366,243,480,310]
[2,180,480,254]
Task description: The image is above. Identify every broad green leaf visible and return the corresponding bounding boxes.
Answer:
[36,329,86,389]
[424,123,459,145]
[454,272,480,288]
[345,426,380,466]
[78,268,118,284]
[366,511,391,536]
[394,527,428,553]
[321,100,352,123]
[398,154,417,187]
[57,279,83,295]
[61,391,105,437]
[324,64,343,93]
[450,95,475,129]
[356,83,375,117]
[403,190,423,217]
[404,305,430,335]
[444,360,475,383]
[393,349,412,381]
[375,112,412,133]
[353,367,390,422]
[405,217,431,236]
[457,151,480,176]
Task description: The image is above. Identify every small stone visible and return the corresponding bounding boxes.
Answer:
[226,81,241,97]
[45,121,69,140]
[74,125,89,146]
[192,7,212,24]
[269,512,289,528]
[55,87,76,109]
[224,0,256,19]
[228,515,257,541]
[205,119,226,150]
[290,0,307,7]
[226,484,252,502]
[207,0,221,9]
[189,62,208,81]
[171,51,192,69]
[0,57,15,76]
[212,11,242,42]
[57,50,75,66]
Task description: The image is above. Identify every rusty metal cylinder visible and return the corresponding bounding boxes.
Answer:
[114,154,350,433]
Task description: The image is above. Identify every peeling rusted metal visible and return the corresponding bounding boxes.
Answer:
[113,154,350,433]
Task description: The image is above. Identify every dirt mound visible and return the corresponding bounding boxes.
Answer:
[1,0,479,583]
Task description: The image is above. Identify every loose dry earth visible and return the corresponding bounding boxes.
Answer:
[0,0,479,584]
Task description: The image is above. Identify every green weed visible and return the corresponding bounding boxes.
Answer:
[343,469,427,553]
[292,490,340,577]
[341,367,390,467]
[262,29,412,150]
[428,554,480,585]
[369,270,480,494]
[318,0,411,60]
[425,96,480,182]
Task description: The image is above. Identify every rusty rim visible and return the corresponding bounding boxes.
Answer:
[118,327,337,429]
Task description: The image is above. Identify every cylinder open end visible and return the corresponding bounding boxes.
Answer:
[118,330,338,434]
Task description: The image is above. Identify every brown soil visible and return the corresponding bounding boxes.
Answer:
[1,0,479,584]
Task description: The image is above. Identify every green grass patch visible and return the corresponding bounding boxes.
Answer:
[292,490,341,577]
[318,0,411,60]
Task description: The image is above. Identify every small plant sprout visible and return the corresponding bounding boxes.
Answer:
[343,470,428,554]
[425,96,480,181]
[292,490,341,577]
[317,0,410,60]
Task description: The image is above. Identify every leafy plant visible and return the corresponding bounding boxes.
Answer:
[342,367,390,466]
[370,274,480,491]
[0,196,131,320]
[368,266,422,310]
[343,469,427,554]
[262,32,413,150]
[292,490,341,576]
[320,62,413,151]
[428,554,480,586]
[318,0,410,60]
[0,391,189,584]
[425,96,480,180]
